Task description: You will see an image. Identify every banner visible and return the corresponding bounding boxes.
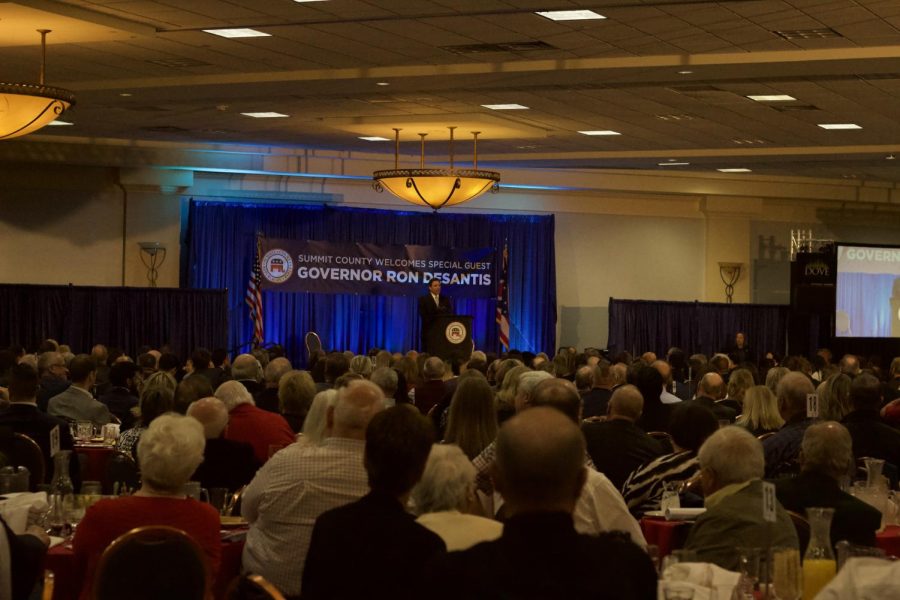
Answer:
[259,239,496,298]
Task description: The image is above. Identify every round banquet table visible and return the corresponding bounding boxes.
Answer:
[43,529,246,600]
[876,524,900,557]
[640,516,692,558]
[73,444,115,483]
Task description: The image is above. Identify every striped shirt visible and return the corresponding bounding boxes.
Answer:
[621,450,699,518]
[241,437,368,597]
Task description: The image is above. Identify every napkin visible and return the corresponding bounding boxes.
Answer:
[665,507,706,521]
[0,492,48,535]
[659,562,741,600]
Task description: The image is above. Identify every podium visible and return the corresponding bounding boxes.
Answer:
[424,314,473,363]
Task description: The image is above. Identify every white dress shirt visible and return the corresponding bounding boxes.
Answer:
[416,510,503,551]
[574,468,648,549]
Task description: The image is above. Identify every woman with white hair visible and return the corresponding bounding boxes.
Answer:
[72,414,221,600]
[412,444,502,550]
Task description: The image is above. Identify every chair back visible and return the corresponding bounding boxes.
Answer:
[225,574,286,600]
[787,510,810,554]
[92,526,208,600]
[103,451,140,495]
[13,433,45,491]
[304,332,322,355]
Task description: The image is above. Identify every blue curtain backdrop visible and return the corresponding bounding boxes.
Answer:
[835,272,894,337]
[607,298,790,360]
[184,200,556,360]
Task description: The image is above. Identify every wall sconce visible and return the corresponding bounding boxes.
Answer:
[718,262,742,304]
[139,242,166,287]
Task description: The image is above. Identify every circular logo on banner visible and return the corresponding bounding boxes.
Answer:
[261,249,293,284]
[445,321,467,345]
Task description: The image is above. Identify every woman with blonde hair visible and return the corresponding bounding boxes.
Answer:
[817,373,852,422]
[443,374,498,460]
[735,385,784,436]
[723,368,755,414]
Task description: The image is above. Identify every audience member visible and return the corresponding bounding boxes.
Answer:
[187,347,226,390]
[632,366,672,433]
[187,397,259,492]
[48,354,112,426]
[431,407,656,600]
[231,353,265,404]
[36,351,70,411]
[684,426,798,570]
[723,368,754,414]
[299,390,336,446]
[116,377,176,459]
[173,373,214,415]
[242,380,385,597]
[582,384,665,490]
[316,353,350,392]
[685,372,735,422]
[413,444,503,550]
[369,366,399,406]
[573,365,593,395]
[652,360,683,405]
[302,406,443,599]
[414,357,447,416]
[581,361,615,418]
[622,403,718,517]
[840,354,861,377]
[348,354,373,378]
[842,372,900,486]
[215,381,294,465]
[277,370,316,434]
[257,357,292,413]
[818,373,853,422]
[735,385,784,436]
[765,366,790,396]
[775,421,881,552]
[72,414,220,600]
[0,514,49,599]
[442,374,498,460]
[0,364,79,485]
[763,371,816,478]
[98,362,140,429]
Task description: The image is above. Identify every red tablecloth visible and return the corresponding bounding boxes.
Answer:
[73,445,114,483]
[640,517,692,558]
[876,524,900,557]
[44,531,245,600]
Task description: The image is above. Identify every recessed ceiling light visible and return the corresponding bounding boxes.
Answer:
[659,162,689,166]
[482,103,529,110]
[293,0,329,2]
[717,168,752,173]
[359,136,390,141]
[887,154,896,160]
[578,130,621,136]
[203,28,271,38]
[376,82,390,86]
[747,94,796,102]
[48,120,73,126]
[240,112,289,118]
[818,123,862,130]
[535,10,606,21]
[119,92,132,97]
[678,70,693,75]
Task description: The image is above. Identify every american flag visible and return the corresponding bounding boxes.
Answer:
[246,237,264,348]
[496,242,510,350]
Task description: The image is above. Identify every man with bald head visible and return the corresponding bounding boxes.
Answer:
[685,371,735,422]
[187,397,258,493]
[581,361,615,418]
[242,379,387,598]
[763,371,817,478]
[216,380,294,465]
[432,407,656,600]
[652,360,682,405]
[775,421,881,550]
[231,352,265,402]
[582,384,665,489]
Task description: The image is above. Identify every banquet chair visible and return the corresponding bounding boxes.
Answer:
[305,332,323,356]
[12,433,45,491]
[92,526,208,600]
[225,574,286,600]
[102,450,140,495]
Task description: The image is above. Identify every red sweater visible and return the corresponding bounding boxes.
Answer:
[72,496,221,600]
[224,403,295,464]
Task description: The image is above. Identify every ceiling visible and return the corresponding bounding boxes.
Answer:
[5,0,900,182]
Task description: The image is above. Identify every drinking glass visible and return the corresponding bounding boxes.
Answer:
[771,547,801,600]
[101,423,120,445]
[76,421,93,442]
[737,547,761,598]
[661,481,681,512]
[208,487,228,515]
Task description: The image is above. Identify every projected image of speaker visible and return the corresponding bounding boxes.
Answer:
[835,244,900,339]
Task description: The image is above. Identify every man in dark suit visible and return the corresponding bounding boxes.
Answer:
[430,406,656,600]
[412,357,447,417]
[775,421,881,552]
[36,351,70,412]
[417,279,452,353]
[98,361,140,430]
[186,397,259,493]
[582,384,665,490]
[302,406,445,599]
[842,373,900,487]
[0,364,79,486]
[581,361,615,418]
[685,372,736,423]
